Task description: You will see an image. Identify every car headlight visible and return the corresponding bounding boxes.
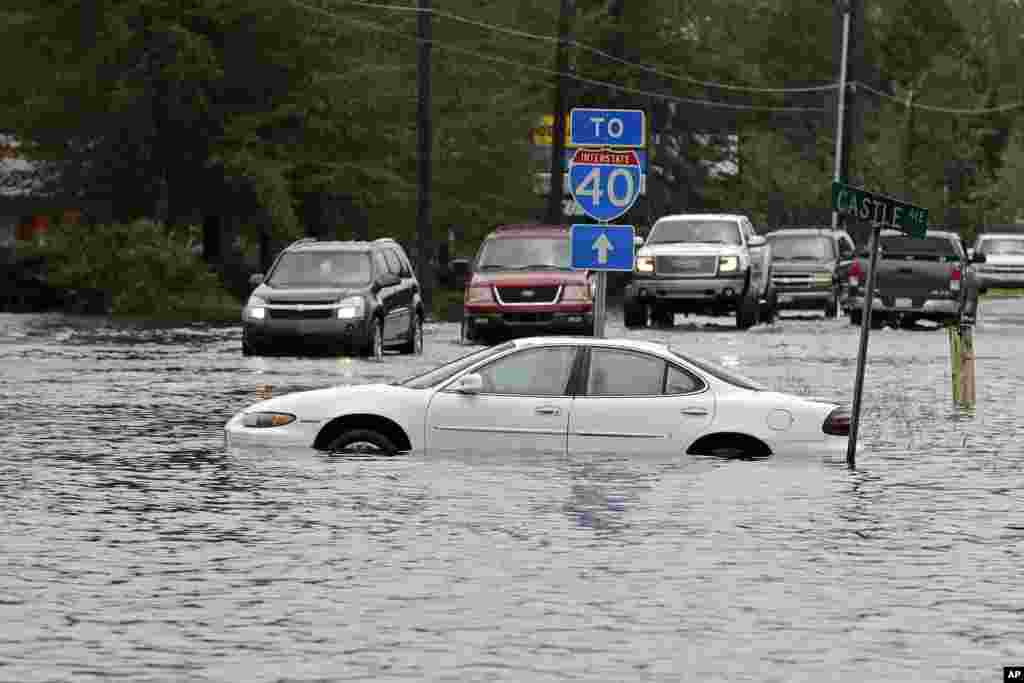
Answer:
[814,271,834,286]
[635,256,655,273]
[337,296,365,319]
[718,256,739,272]
[242,412,296,428]
[246,295,267,320]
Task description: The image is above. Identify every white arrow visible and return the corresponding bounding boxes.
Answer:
[592,232,614,264]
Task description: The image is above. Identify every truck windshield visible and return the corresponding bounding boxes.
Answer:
[880,235,958,261]
[768,235,834,260]
[268,251,373,287]
[647,220,741,245]
[475,237,571,270]
[978,238,1024,256]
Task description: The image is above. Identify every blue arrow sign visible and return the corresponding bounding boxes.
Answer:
[571,224,636,272]
[568,148,643,223]
[570,108,646,148]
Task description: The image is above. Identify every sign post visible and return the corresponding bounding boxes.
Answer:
[567,108,645,338]
[832,180,929,467]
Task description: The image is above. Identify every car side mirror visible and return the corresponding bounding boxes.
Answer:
[452,373,483,395]
[971,252,986,264]
[248,273,265,287]
[748,235,767,247]
[374,272,401,290]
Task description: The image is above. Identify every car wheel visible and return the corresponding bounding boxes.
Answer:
[399,314,423,354]
[651,304,673,327]
[735,295,755,330]
[623,298,647,328]
[363,318,384,360]
[849,309,863,326]
[824,293,839,319]
[459,319,475,345]
[326,428,397,456]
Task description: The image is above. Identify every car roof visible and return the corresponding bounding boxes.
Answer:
[489,223,569,237]
[879,229,959,240]
[287,238,400,252]
[977,232,1024,239]
[766,228,845,238]
[512,336,671,354]
[653,213,744,223]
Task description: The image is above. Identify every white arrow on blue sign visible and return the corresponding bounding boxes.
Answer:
[570,224,636,272]
[570,108,646,148]
[568,148,643,223]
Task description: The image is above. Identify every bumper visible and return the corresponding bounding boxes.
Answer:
[224,411,322,450]
[464,304,593,333]
[243,316,371,349]
[976,271,1024,289]
[849,295,959,317]
[774,289,833,309]
[627,276,747,302]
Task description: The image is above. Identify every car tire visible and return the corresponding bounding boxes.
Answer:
[651,304,673,328]
[459,319,475,345]
[849,309,862,326]
[363,317,385,360]
[399,314,423,354]
[735,294,756,330]
[623,298,647,328]
[326,428,397,456]
[824,293,839,319]
[760,289,777,325]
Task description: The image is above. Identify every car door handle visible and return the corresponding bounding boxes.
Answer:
[680,407,709,416]
[535,406,561,416]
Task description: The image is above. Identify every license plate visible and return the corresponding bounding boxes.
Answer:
[778,294,794,304]
[895,297,913,308]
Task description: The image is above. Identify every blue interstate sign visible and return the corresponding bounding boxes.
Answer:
[568,148,643,223]
[570,108,646,148]
[570,224,636,272]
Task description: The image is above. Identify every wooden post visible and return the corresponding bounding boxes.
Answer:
[947,323,962,403]
[959,323,976,405]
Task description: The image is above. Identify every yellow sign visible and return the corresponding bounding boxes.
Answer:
[530,114,573,147]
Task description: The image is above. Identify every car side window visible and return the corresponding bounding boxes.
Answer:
[666,364,703,394]
[838,236,854,259]
[586,349,666,396]
[382,249,402,276]
[474,346,577,396]
[372,251,389,277]
[392,249,413,278]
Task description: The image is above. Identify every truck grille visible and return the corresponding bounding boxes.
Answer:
[267,298,335,305]
[267,308,334,320]
[772,274,817,290]
[985,265,1024,273]
[655,255,717,276]
[495,286,560,304]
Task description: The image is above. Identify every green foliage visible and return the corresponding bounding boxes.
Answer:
[24,220,241,321]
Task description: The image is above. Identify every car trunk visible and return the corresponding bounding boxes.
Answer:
[861,235,960,303]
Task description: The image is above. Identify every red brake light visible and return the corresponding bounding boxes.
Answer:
[822,406,850,436]
[950,266,962,281]
[848,261,863,285]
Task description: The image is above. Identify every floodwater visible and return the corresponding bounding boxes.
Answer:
[2,302,1022,682]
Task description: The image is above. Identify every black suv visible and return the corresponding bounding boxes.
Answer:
[765,228,856,317]
[242,238,423,359]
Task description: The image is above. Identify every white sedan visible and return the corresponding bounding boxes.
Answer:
[225,336,850,459]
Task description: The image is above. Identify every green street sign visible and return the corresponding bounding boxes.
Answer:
[831,181,928,238]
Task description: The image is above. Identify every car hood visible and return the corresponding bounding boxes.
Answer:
[470,270,588,287]
[638,243,743,257]
[980,254,1024,266]
[770,259,834,274]
[243,383,424,421]
[252,284,366,302]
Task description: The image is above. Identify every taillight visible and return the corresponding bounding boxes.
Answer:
[822,406,850,436]
[465,285,494,304]
[950,265,962,292]
[848,261,863,287]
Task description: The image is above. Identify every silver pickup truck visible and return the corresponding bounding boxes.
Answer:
[623,213,773,329]
[848,229,984,328]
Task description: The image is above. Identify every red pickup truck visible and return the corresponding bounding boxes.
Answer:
[460,224,594,344]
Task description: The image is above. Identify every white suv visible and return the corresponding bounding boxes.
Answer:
[624,213,774,329]
[970,232,1024,292]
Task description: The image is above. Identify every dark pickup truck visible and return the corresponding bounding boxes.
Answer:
[847,229,985,328]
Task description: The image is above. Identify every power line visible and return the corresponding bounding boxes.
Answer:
[290,0,828,113]
[328,0,840,94]
[856,81,1024,115]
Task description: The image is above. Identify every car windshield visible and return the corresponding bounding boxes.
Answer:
[880,235,958,261]
[395,342,517,389]
[670,349,765,391]
[978,238,1024,256]
[647,219,741,245]
[768,235,834,260]
[475,237,571,271]
[267,251,373,287]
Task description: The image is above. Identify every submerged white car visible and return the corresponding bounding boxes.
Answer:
[225,337,850,459]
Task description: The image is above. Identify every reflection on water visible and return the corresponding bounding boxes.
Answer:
[2,303,1023,681]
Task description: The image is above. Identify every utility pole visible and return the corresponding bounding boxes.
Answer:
[830,0,852,231]
[416,0,433,310]
[546,0,574,225]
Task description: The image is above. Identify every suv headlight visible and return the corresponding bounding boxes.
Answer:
[337,296,365,319]
[246,295,267,320]
[718,256,739,273]
[635,256,655,273]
